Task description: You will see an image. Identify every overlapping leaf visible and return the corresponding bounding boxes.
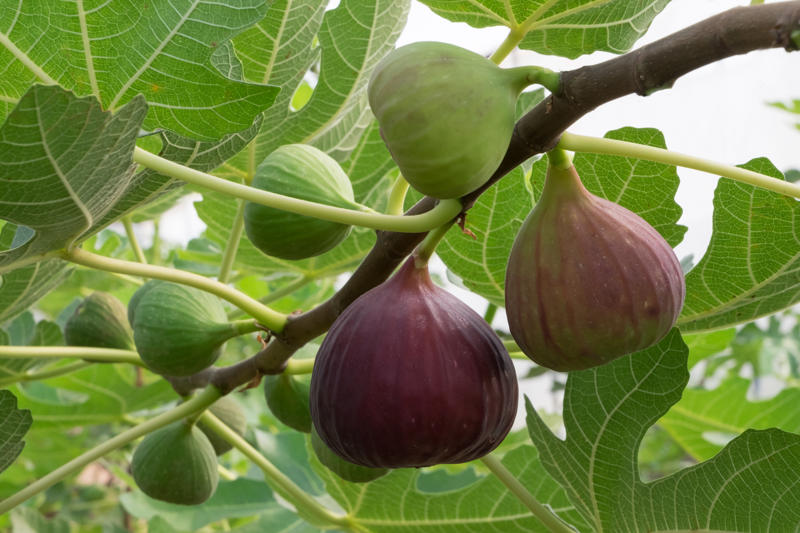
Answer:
[679,158,800,332]
[227,0,410,175]
[0,389,31,473]
[0,85,145,273]
[0,0,277,138]
[417,0,670,58]
[527,330,800,531]
[0,312,63,381]
[312,443,589,532]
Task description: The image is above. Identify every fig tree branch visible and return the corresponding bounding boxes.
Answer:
[172,1,800,394]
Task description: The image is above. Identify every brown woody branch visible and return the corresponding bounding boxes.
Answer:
[172,1,800,395]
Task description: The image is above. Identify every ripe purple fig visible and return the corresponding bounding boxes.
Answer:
[505,161,685,371]
[310,258,518,469]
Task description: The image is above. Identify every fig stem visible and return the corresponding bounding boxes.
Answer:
[0,386,223,516]
[0,360,92,387]
[558,132,800,200]
[387,173,410,216]
[218,198,247,284]
[546,147,573,170]
[413,221,454,267]
[200,411,358,530]
[490,28,525,64]
[62,247,289,333]
[122,216,148,265]
[480,453,576,533]
[0,345,144,366]
[285,357,315,374]
[133,147,463,233]
[484,302,498,324]
[231,318,262,337]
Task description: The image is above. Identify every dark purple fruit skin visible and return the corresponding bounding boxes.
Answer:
[505,164,685,372]
[310,258,518,469]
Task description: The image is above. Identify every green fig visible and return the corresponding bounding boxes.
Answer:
[264,373,311,433]
[311,426,388,483]
[244,144,360,260]
[131,281,253,376]
[196,396,247,455]
[127,280,159,328]
[368,41,540,199]
[65,292,134,350]
[131,421,219,505]
[505,161,686,371]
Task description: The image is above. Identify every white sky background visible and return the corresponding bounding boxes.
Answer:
[145,0,800,423]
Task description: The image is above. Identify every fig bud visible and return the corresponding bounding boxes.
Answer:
[505,162,685,371]
[131,421,219,505]
[310,258,518,469]
[368,42,537,199]
[264,373,312,433]
[65,292,134,350]
[131,281,242,376]
[244,144,360,260]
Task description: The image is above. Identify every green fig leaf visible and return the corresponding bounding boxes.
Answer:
[659,377,800,462]
[527,329,800,531]
[0,0,278,139]
[416,0,669,59]
[0,86,146,274]
[678,158,800,332]
[310,442,588,531]
[0,390,32,474]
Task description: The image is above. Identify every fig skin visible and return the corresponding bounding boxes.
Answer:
[505,163,686,372]
[196,396,247,455]
[244,144,359,260]
[65,292,134,350]
[368,42,537,199]
[131,281,238,377]
[264,373,312,433]
[131,421,219,505]
[310,258,518,469]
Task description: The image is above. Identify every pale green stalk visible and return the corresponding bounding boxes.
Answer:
[0,345,143,366]
[413,222,454,267]
[231,318,262,336]
[218,199,247,283]
[480,454,576,533]
[387,174,410,215]
[0,387,223,515]
[62,247,288,332]
[200,412,359,531]
[133,147,461,233]
[0,361,91,387]
[490,28,526,64]
[285,358,315,374]
[227,275,315,321]
[122,216,147,264]
[558,132,800,199]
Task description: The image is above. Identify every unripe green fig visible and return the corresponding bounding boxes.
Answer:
[310,426,388,483]
[131,421,219,505]
[127,280,159,328]
[196,396,247,455]
[65,292,134,350]
[131,281,251,376]
[244,144,360,260]
[263,373,311,433]
[505,161,686,371]
[368,42,539,199]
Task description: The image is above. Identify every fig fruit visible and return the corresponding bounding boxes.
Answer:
[264,373,312,433]
[65,292,134,350]
[310,258,518,469]
[310,426,388,483]
[244,144,360,260]
[131,281,247,376]
[505,161,685,371]
[196,396,247,455]
[368,42,538,199]
[131,421,219,505]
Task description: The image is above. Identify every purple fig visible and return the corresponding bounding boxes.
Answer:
[310,258,518,469]
[505,162,685,371]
